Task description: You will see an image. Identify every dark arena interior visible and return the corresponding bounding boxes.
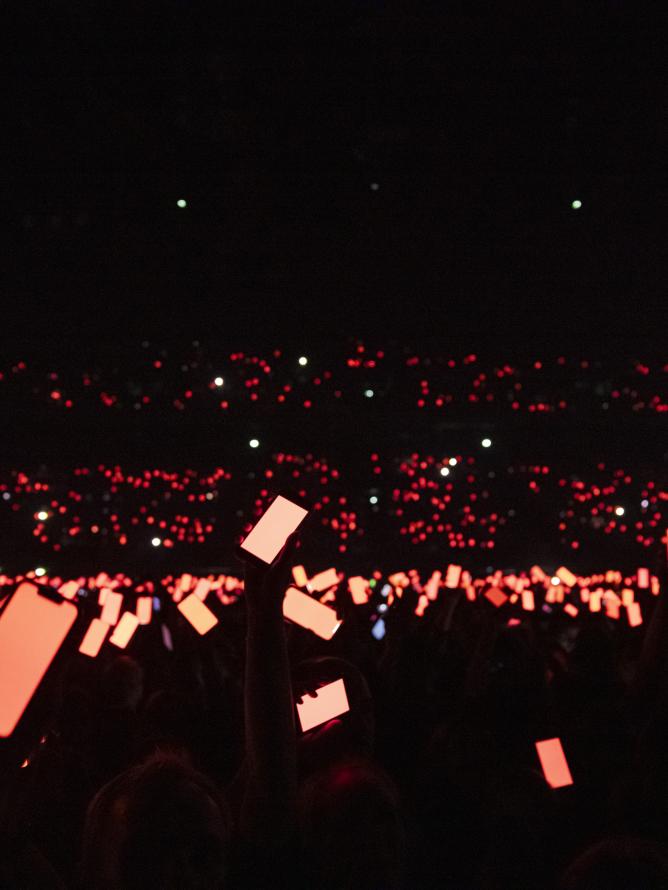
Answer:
[1,4,667,889]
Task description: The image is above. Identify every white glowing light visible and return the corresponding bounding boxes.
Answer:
[440,467,450,477]
[298,356,308,366]
[571,199,582,209]
[214,376,224,387]
[551,576,560,586]
[35,567,46,577]
[369,495,378,504]
[370,182,380,191]
[614,506,625,517]
[481,438,492,448]
[37,511,48,521]
[448,457,457,466]
[176,199,187,208]
[249,438,260,449]
[151,537,162,547]
[641,499,649,508]
[364,389,374,398]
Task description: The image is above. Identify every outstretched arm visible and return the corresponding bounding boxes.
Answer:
[242,538,297,847]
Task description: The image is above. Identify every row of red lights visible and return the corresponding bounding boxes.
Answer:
[0,454,663,555]
[1,348,666,414]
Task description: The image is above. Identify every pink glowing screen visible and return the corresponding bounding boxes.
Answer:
[297,678,350,732]
[240,496,308,565]
[79,618,110,658]
[0,583,77,737]
[177,593,219,635]
[283,587,341,640]
[536,737,574,788]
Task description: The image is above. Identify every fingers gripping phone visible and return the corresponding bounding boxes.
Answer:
[239,494,309,567]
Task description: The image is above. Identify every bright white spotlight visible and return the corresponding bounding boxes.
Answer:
[176,198,187,208]
[369,495,378,504]
[214,376,224,387]
[151,537,162,547]
[298,356,308,366]
[249,438,260,448]
[35,567,46,577]
[448,457,457,466]
[571,199,582,209]
[614,506,625,517]
[481,438,492,448]
[550,576,560,586]
[37,511,48,521]
[364,389,374,398]
[440,467,450,477]
[641,499,649,508]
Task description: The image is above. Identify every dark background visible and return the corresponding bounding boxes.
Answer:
[5,2,667,354]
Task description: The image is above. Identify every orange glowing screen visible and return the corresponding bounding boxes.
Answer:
[292,565,309,588]
[136,596,152,625]
[309,568,340,592]
[283,587,341,640]
[522,590,535,611]
[240,496,308,565]
[297,678,350,732]
[59,581,80,600]
[193,578,210,601]
[485,587,508,608]
[79,618,110,658]
[445,565,462,589]
[110,612,140,649]
[100,590,123,626]
[177,593,219,635]
[0,583,77,737]
[627,602,643,627]
[536,738,573,789]
[348,576,370,605]
[556,566,577,587]
[637,568,650,589]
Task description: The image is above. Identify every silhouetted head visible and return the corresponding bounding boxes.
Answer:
[81,751,230,890]
[560,836,668,890]
[298,757,404,890]
[293,657,374,772]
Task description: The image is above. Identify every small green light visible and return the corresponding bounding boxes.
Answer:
[176,199,187,208]
[571,199,582,210]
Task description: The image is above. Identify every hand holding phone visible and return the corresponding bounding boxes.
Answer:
[239,495,308,568]
[242,496,307,617]
[296,678,350,732]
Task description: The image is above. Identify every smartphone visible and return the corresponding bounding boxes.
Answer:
[79,617,110,658]
[110,613,140,649]
[371,617,386,640]
[100,591,123,625]
[627,602,643,627]
[309,568,340,593]
[297,678,350,732]
[535,737,573,788]
[239,495,309,566]
[283,587,341,640]
[0,582,77,737]
[177,593,219,636]
[136,596,153,625]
